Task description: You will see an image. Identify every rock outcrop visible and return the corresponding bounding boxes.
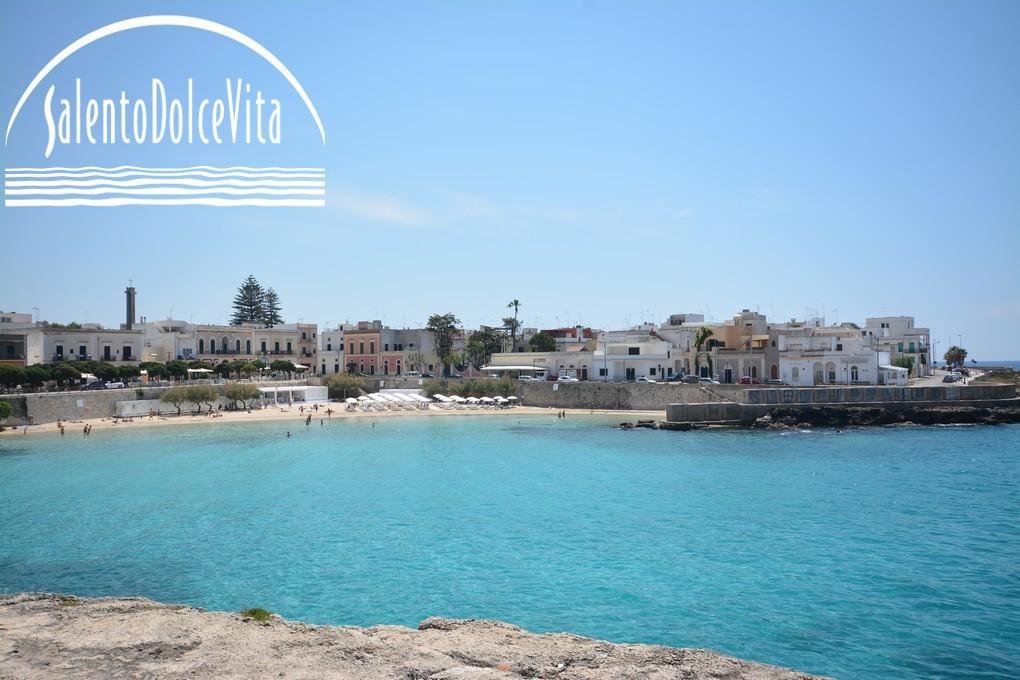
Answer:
[753,404,1020,429]
[0,593,826,679]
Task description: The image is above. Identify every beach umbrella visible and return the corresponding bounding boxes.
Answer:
[480,397,495,403]
[356,395,369,401]
[344,397,358,404]
[507,396,518,401]
[466,397,480,403]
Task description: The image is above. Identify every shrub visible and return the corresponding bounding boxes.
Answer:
[326,373,363,400]
[241,607,272,622]
[185,385,219,412]
[160,386,189,415]
[225,383,261,409]
[0,400,12,422]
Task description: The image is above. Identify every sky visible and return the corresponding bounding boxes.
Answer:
[1,1,1018,358]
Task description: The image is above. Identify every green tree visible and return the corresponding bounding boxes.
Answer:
[0,365,26,390]
[231,275,266,326]
[117,365,140,381]
[505,299,521,351]
[185,385,219,412]
[139,362,166,380]
[270,359,296,377]
[51,363,81,386]
[326,373,363,400]
[693,326,715,378]
[944,345,967,368]
[0,400,11,423]
[160,386,188,415]
[262,287,284,327]
[213,361,233,378]
[165,360,189,381]
[240,361,260,377]
[467,328,503,369]
[224,383,261,409]
[426,313,461,376]
[93,362,119,382]
[891,356,915,376]
[24,364,51,387]
[529,331,557,352]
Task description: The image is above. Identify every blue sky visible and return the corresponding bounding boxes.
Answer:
[2,1,1018,358]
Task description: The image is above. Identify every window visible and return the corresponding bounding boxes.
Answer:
[897,342,904,352]
[384,344,389,351]
[327,342,331,351]
[348,343,353,353]
[359,342,364,354]
[123,346,132,360]
[792,367,800,380]
[103,346,112,360]
[55,344,64,357]
[286,341,292,353]
[370,342,375,354]
[261,341,266,352]
[649,367,656,375]
[199,339,205,354]
[836,344,843,351]
[383,361,389,375]
[322,363,326,373]
[274,341,280,352]
[246,340,251,354]
[851,365,859,382]
[908,342,915,353]
[628,347,640,355]
[235,339,241,352]
[210,339,216,353]
[333,363,339,373]
[301,332,307,340]
[599,368,608,377]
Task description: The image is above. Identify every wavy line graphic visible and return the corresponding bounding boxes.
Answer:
[6,179,324,188]
[5,198,325,207]
[6,187,325,196]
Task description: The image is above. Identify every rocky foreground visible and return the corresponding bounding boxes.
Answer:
[0,593,826,679]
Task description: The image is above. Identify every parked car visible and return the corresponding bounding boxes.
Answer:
[556,375,579,383]
[942,374,958,383]
[738,377,761,385]
[765,379,785,385]
[517,375,539,382]
[698,377,721,385]
[681,375,701,384]
[636,376,657,383]
[420,372,434,378]
[404,371,421,377]
[104,381,126,389]
[82,381,105,391]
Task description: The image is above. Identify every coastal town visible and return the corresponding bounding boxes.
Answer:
[1,280,954,390]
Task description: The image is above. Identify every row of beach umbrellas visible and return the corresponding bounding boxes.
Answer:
[432,394,517,408]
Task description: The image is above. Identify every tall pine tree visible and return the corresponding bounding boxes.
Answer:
[263,288,284,327]
[231,275,266,325]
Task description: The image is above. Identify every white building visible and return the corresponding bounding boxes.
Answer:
[864,316,932,376]
[485,348,594,380]
[144,320,317,370]
[593,329,673,381]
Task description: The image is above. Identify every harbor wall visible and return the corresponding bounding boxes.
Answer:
[514,382,1014,412]
[0,379,315,425]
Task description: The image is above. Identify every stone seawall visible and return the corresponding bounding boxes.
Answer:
[665,399,1020,427]
[515,381,1015,412]
[0,380,313,425]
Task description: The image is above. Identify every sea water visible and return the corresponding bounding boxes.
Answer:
[1,416,1017,679]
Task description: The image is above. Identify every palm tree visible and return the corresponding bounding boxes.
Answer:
[693,326,714,378]
[506,299,521,351]
[944,345,967,368]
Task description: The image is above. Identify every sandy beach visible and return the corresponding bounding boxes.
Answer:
[0,402,664,438]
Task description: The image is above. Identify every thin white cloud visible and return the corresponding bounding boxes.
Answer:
[328,189,434,227]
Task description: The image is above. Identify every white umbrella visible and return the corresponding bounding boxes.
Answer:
[344,397,358,404]
[466,397,480,403]
[480,397,495,403]
[356,395,370,402]
[507,396,518,401]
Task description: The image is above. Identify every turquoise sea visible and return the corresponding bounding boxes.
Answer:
[1,415,1017,679]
